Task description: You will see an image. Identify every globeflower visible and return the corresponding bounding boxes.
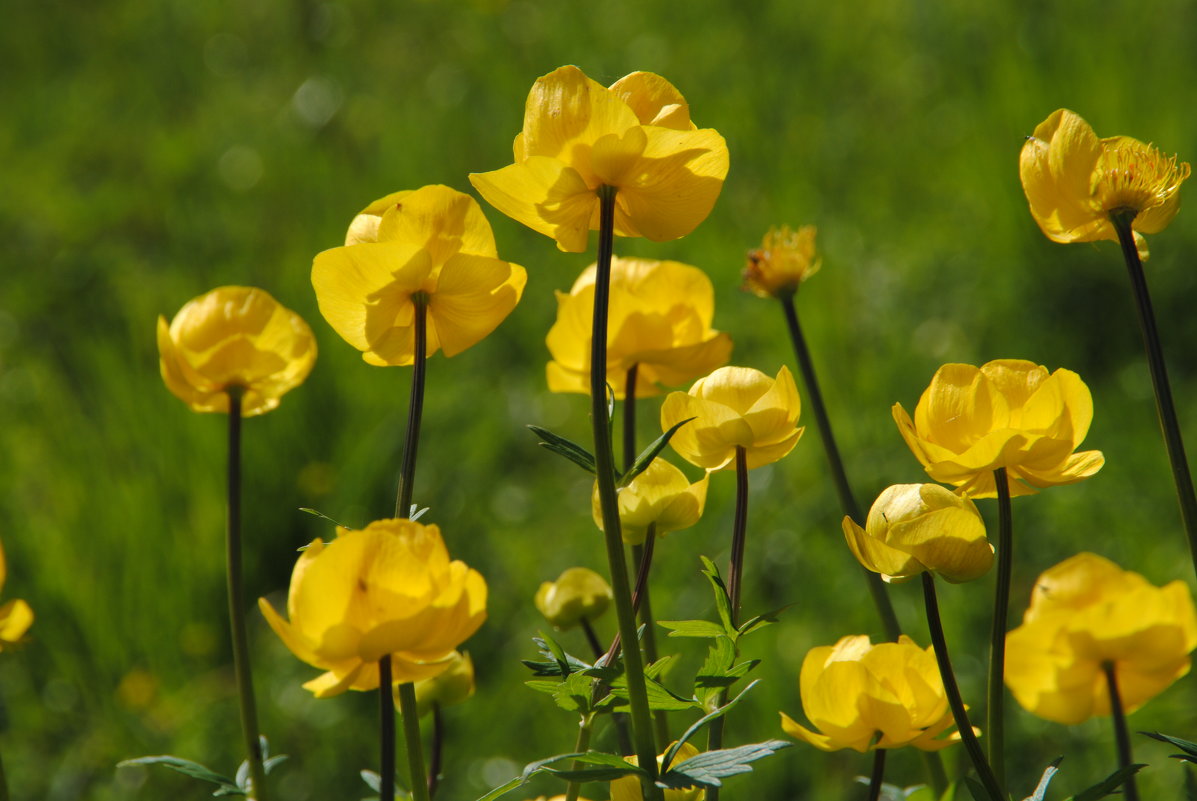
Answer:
[893,359,1104,497]
[1020,108,1189,257]
[742,225,821,299]
[311,184,527,366]
[843,484,993,583]
[534,567,613,629]
[661,366,803,471]
[0,538,33,650]
[1005,552,1197,725]
[157,286,316,416]
[593,458,709,545]
[470,66,729,253]
[610,742,704,801]
[546,257,732,398]
[259,518,486,698]
[411,650,474,717]
[780,635,966,753]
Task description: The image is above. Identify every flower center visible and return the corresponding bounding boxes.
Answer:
[1094,140,1190,216]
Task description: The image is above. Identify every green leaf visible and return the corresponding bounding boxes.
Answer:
[298,507,347,528]
[1066,763,1147,801]
[1142,730,1197,763]
[117,756,242,795]
[521,634,591,677]
[658,740,790,789]
[552,672,596,713]
[854,779,913,801]
[961,777,987,801]
[617,417,694,486]
[1022,758,1062,801]
[528,425,596,474]
[699,557,736,637]
[662,679,760,771]
[658,619,727,639]
[523,679,562,695]
[610,674,700,712]
[472,775,525,801]
[736,605,786,638]
[1185,764,1196,801]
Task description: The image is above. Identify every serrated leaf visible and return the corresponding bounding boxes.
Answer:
[1142,730,1197,763]
[552,672,596,713]
[1023,758,1062,801]
[658,619,727,639]
[524,679,562,695]
[610,674,699,712]
[1067,763,1147,801]
[658,740,790,789]
[528,425,596,474]
[618,417,694,487]
[699,557,735,637]
[662,680,760,771]
[541,765,644,782]
[116,756,242,794]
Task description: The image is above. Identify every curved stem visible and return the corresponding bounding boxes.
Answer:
[397,680,431,801]
[225,389,268,801]
[394,299,429,519]
[866,747,888,801]
[921,574,1003,801]
[1103,662,1140,801]
[379,658,396,801]
[987,467,1012,789]
[1110,212,1197,580]
[589,185,661,798]
[779,295,902,641]
[428,704,443,799]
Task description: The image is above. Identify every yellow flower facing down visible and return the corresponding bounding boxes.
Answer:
[411,650,474,717]
[1005,552,1197,725]
[780,635,966,753]
[158,286,316,416]
[0,538,33,650]
[259,519,486,698]
[742,225,821,299]
[893,359,1104,498]
[593,458,710,545]
[662,366,803,471]
[546,257,733,398]
[470,66,730,253]
[843,484,992,583]
[610,742,704,801]
[311,184,527,366]
[1020,109,1190,257]
[535,567,613,629]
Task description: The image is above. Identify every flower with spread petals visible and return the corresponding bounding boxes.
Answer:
[534,567,613,629]
[893,359,1103,498]
[1005,552,1197,725]
[780,635,967,753]
[259,518,486,698]
[0,538,32,650]
[1020,109,1189,258]
[610,742,704,801]
[742,225,821,299]
[547,257,732,398]
[662,366,803,471]
[843,484,992,583]
[470,66,729,253]
[411,650,474,717]
[593,458,709,545]
[158,286,316,416]
[311,184,527,366]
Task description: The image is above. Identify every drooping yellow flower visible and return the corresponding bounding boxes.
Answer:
[534,567,613,629]
[546,257,733,398]
[1005,552,1197,725]
[1020,109,1189,257]
[593,458,709,545]
[893,359,1104,498]
[259,519,486,698]
[157,286,316,416]
[0,538,33,650]
[470,66,730,253]
[843,484,993,583]
[780,635,966,753]
[661,366,803,471]
[742,225,821,299]
[311,184,527,366]
[610,742,704,801]
[411,650,474,717]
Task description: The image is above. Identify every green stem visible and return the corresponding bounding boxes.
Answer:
[987,467,1012,790]
[428,705,443,799]
[580,617,605,662]
[623,363,639,471]
[564,713,595,801]
[779,294,902,641]
[1110,212,1197,580]
[1103,662,1140,801]
[590,185,661,798]
[379,658,396,801]
[921,574,1003,801]
[394,299,429,519]
[225,389,268,801]
[866,747,887,801]
[397,681,431,801]
[633,533,670,746]
[0,744,9,801]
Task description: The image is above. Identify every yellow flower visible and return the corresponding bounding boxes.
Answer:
[411,650,474,716]
[893,359,1104,498]
[661,366,803,471]
[742,225,821,299]
[1020,109,1190,257]
[610,742,704,801]
[311,184,527,366]
[593,459,709,545]
[0,538,33,650]
[534,567,613,629]
[546,257,733,398]
[157,286,316,416]
[470,66,729,253]
[1005,552,1197,725]
[843,484,993,583]
[780,635,965,753]
[259,519,486,698]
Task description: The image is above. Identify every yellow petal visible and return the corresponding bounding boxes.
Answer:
[428,254,527,357]
[518,65,640,165]
[0,599,33,645]
[375,184,498,261]
[469,158,597,253]
[608,72,695,130]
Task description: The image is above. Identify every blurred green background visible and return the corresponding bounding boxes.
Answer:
[5,0,1197,798]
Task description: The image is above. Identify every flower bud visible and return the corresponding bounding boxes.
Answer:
[534,568,613,629]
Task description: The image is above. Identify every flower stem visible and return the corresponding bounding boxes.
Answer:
[379,658,396,801]
[623,364,639,471]
[0,745,9,801]
[580,616,605,661]
[779,294,902,641]
[590,185,661,799]
[394,299,429,519]
[1110,212,1197,580]
[225,388,268,801]
[921,573,1003,801]
[397,680,431,801]
[564,713,595,801]
[428,704,443,799]
[1103,661,1140,801]
[866,746,887,801]
[986,467,1012,790]
[633,532,670,746]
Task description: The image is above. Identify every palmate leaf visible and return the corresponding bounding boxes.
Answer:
[662,679,760,771]
[471,751,645,801]
[618,416,694,486]
[1142,730,1197,763]
[657,740,791,790]
[117,755,242,796]
[527,425,596,474]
